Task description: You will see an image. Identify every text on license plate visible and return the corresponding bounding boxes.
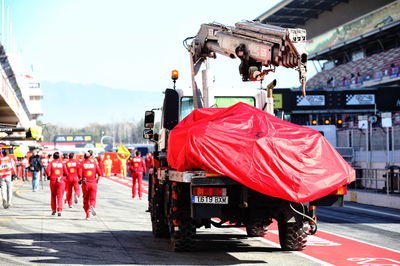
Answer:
[192,196,229,204]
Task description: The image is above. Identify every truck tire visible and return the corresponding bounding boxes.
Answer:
[246,221,267,237]
[278,220,307,251]
[151,184,170,238]
[171,219,196,252]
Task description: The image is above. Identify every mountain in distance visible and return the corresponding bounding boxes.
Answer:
[40,81,165,127]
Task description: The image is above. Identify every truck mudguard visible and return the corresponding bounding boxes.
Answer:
[167,102,355,203]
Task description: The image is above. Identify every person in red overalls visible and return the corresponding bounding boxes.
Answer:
[145,152,154,180]
[128,150,146,199]
[79,152,102,220]
[96,154,104,176]
[46,152,68,216]
[65,152,80,208]
[88,150,103,177]
[42,154,52,180]
[21,156,29,182]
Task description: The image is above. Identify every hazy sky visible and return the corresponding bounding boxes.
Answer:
[6,0,312,92]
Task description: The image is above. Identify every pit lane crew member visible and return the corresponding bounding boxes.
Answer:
[46,152,68,216]
[128,150,146,199]
[79,152,102,220]
[65,152,80,208]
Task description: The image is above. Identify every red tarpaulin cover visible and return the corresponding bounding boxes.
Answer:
[167,102,355,203]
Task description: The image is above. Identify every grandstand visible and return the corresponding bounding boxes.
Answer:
[256,0,400,125]
[308,47,400,89]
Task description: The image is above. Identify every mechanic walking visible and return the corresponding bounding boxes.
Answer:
[79,152,102,220]
[46,152,68,216]
[145,152,154,180]
[128,150,146,199]
[0,150,16,209]
[42,154,52,179]
[21,156,29,182]
[29,151,43,192]
[65,153,80,208]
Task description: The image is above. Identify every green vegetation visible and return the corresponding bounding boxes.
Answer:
[37,119,160,144]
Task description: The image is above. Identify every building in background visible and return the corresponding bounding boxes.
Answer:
[0,50,43,128]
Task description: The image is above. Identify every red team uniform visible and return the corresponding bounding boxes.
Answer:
[96,155,104,176]
[79,158,102,219]
[65,158,80,207]
[145,154,154,170]
[46,158,68,215]
[129,155,146,199]
[21,157,29,181]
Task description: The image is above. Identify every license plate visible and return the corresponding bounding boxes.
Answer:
[192,196,229,204]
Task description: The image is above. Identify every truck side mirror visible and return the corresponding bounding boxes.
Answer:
[163,88,179,130]
[143,129,154,140]
[144,111,155,128]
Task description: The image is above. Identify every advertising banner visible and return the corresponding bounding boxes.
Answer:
[296,95,325,106]
[54,135,93,143]
[345,94,375,106]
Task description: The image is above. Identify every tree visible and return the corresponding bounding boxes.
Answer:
[38,119,146,145]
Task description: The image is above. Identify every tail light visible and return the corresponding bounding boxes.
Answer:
[330,186,347,195]
[193,187,227,196]
[205,172,222,177]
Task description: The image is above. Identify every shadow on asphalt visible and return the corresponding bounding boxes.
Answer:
[0,231,279,264]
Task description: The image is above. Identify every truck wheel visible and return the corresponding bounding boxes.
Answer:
[246,221,267,237]
[278,220,307,251]
[151,184,170,238]
[171,220,196,252]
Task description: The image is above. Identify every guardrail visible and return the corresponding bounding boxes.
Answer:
[350,167,400,194]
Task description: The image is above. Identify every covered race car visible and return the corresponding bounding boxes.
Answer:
[167,102,355,203]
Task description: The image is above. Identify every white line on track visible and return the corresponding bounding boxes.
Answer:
[344,205,400,218]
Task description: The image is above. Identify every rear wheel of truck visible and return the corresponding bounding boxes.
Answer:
[278,220,307,251]
[246,221,267,237]
[151,183,169,238]
[170,219,196,252]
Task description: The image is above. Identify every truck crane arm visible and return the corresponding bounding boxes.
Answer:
[185,21,308,108]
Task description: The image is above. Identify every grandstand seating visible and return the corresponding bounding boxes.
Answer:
[308,47,400,89]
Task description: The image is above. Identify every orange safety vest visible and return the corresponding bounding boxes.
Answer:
[0,156,14,178]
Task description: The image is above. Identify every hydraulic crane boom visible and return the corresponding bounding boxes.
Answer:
[185,20,308,108]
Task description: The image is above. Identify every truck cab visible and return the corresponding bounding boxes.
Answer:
[178,87,268,120]
[149,86,272,154]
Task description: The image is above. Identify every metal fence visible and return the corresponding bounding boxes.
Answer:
[350,167,400,194]
[337,125,400,165]
[337,125,400,150]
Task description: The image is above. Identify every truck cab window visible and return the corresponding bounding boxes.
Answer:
[180,97,194,120]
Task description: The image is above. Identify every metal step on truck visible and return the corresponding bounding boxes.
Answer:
[142,21,353,252]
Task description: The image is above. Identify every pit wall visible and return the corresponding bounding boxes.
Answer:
[344,190,400,209]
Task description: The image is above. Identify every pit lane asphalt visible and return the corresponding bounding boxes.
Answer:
[0,178,321,265]
[317,201,400,251]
